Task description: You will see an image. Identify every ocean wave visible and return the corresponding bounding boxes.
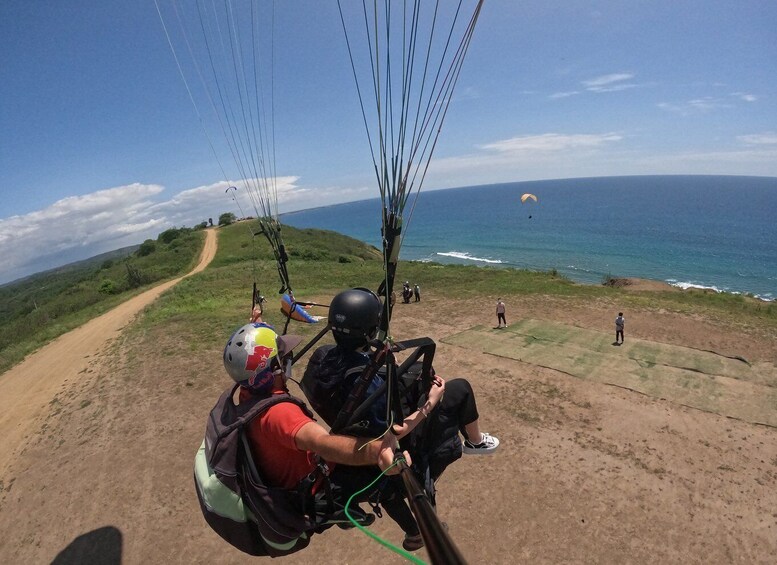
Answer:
[565,264,595,274]
[436,251,504,264]
[667,279,774,302]
[667,280,724,293]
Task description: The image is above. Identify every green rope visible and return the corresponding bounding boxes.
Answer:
[344,460,427,565]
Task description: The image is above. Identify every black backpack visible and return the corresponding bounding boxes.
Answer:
[194,384,373,557]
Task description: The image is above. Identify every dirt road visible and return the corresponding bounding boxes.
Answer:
[0,228,217,478]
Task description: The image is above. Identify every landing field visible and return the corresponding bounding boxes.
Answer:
[444,319,777,427]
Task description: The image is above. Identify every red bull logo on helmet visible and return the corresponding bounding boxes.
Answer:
[245,344,275,372]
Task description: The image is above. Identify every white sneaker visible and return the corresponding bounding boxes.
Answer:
[463,432,499,454]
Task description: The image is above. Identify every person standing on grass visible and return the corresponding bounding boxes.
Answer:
[615,312,625,344]
[496,298,507,328]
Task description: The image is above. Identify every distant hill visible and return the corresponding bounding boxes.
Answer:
[0,228,203,375]
[0,245,139,289]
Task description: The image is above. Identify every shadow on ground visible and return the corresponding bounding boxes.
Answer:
[51,526,122,565]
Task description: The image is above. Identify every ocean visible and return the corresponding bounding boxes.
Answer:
[282,175,777,302]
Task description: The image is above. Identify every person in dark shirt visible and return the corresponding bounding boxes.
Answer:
[303,289,499,461]
[615,312,625,344]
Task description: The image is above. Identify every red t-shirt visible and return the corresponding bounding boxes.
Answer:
[240,388,318,489]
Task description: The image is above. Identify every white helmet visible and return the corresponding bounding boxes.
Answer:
[223,323,302,390]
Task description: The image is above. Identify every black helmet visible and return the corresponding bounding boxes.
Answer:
[329,288,382,350]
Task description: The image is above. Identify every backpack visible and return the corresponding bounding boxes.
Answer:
[301,345,388,435]
[194,384,373,557]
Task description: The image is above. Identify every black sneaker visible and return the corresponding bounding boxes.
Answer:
[463,432,500,454]
[403,533,424,551]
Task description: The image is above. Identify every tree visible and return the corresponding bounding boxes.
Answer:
[137,239,156,257]
[218,212,236,226]
[125,263,148,289]
[158,228,182,244]
[99,279,118,294]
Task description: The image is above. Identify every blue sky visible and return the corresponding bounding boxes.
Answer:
[1,1,776,284]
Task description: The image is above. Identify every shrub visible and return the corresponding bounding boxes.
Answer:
[101,259,114,270]
[218,212,236,226]
[98,279,118,294]
[137,240,156,257]
[195,221,208,230]
[289,248,328,261]
[159,228,182,244]
[125,263,149,289]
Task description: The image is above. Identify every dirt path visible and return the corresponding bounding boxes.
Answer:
[0,229,217,478]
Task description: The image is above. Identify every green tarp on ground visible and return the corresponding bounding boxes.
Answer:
[442,319,777,427]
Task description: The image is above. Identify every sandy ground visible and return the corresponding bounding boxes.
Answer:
[1,232,776,564]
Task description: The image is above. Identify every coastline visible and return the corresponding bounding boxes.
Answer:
[601,276,775,302]
[284,176,777,303]
[602,277,678,292]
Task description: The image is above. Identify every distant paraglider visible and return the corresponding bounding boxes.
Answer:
[521,193,538,218]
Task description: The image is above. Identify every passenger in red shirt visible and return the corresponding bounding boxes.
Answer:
[225,322,419,545]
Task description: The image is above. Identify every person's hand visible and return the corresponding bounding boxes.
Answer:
[376,434,411,474]
[379,448,412,475]
[428,375,445,406]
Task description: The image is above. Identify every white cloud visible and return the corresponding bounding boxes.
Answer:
[687,97,730,111]
[582,73,634,87]
[657,97,732,114]
[0,183,165,282]
[0,176,319,284]
[731,92,758,102]
[630,146,777,171]
[658,92,760,115]
[422,132,627,189]
[582,73,637,92]
[455,86,481,101]
[737,132,777,145]
[480,133,622,153]
[424,130,777,191]
[591,83,639,93]
[549,91,580,99]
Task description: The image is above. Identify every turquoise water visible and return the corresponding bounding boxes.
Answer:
[283,175,777,301]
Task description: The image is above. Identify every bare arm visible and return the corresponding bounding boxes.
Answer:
[391,375,446,439]
[294,421,408,474]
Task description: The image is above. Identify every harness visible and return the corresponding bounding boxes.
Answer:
[195,384,374,557]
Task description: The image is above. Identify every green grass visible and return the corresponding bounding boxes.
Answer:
[3,220,775,376]
[137,222,776,353]
[0,228,204,374]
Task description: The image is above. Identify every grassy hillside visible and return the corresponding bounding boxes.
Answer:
[3,219,773,376]
[0,245,140,290]
[0,228,204,375]
[135,221,775,357]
